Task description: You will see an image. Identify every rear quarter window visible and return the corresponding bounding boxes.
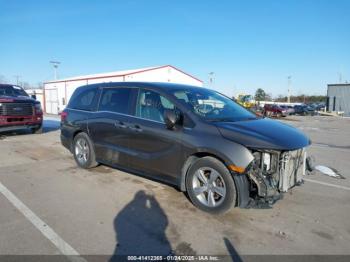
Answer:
[69,88,98,111]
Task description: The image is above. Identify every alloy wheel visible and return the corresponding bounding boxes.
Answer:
[192,167,226,207]
[75,138,89,165]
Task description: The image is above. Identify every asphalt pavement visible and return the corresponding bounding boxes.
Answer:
[0,115,349,260]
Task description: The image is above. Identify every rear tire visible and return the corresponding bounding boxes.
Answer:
[185,156,237,214]
[73,132,98,169]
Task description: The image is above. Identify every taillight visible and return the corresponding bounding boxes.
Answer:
[61,111,68,122]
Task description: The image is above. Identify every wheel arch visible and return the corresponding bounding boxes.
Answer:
[70,129,83,152]
[179,152,251,208]
[179,151,235,191]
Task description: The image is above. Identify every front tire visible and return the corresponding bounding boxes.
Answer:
[185,157,237,214]
[73,132,98,169]
[31,125,43,134]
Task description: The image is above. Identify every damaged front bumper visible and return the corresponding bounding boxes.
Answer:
[246,148,307,207]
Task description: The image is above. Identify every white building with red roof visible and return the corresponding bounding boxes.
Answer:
[44,65,202,114]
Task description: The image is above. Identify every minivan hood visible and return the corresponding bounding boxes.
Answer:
[215,118,310,151]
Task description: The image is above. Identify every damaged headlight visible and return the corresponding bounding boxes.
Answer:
[247,148,307,205]
[247,150,281,199]
[252,151,279,175]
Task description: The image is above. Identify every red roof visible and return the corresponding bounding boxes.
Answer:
[45,65,202,84]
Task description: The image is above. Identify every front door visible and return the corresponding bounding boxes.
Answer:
[127,88,184,181]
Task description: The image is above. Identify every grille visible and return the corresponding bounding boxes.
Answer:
[0,103,33,116]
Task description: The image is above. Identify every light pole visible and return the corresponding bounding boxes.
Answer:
[50,61,61,80]
[287,76,292,103]
[208,72,214,87]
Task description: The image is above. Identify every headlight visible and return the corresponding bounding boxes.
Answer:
[34,103,42,114]
[263,152,271,171]
[253,151,279,174]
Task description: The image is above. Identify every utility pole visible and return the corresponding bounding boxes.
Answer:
[338,72,343,83]
[50,61,61,80]
[287,76,292,103]
[208,72,214,87]
[13,75,21,86]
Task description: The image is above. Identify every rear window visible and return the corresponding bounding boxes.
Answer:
[98,87,132,114]
[69,88,98,111]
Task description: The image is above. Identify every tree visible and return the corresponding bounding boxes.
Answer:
[37,82,44,89]
[255,88,266,101]
[21,81,31,89]
[275,94,326,103]
[265,93,272,101]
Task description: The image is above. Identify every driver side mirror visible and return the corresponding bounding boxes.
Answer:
[164,109,181,129]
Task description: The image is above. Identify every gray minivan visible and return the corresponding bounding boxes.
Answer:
[61,82,310,214]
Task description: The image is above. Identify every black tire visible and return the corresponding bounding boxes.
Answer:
[73,132,98,169]
[31,125,43,134]
[185,156,237,214]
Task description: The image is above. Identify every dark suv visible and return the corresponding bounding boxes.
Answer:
[61,82,310,214]
[0,84,43,133]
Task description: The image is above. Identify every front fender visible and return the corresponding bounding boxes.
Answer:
[194,141,254,169]
[179,139,254,191]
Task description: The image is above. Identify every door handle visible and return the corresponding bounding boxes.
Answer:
[114,121,127,129]
[129,124,143,132]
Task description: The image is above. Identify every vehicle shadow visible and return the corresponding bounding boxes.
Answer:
[110,190,171,261]
[42,119,60,133]
[0,119,60,138]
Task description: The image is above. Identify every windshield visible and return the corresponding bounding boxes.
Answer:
[171,88,257,122]
[0,85,29,97]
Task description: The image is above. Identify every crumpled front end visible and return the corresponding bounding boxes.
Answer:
[246,148,307,206]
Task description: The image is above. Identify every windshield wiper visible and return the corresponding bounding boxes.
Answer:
[208,116,258,122]
[207,118,237,122]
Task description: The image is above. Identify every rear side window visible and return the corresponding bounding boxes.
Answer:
[69,88,98,111]
[98,88,132,114]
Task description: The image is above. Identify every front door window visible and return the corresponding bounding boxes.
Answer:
[135,89,174,123]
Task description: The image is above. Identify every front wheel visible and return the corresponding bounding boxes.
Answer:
[186,157,237,214]
[31,125,43,134]
[73,132,98,169]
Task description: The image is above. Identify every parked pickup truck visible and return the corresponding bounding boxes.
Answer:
[0,84,43,133]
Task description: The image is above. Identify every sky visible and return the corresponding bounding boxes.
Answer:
[0,0,349,97]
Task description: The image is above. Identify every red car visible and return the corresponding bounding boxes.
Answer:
[0,84,43,133]
[263,104,287,117]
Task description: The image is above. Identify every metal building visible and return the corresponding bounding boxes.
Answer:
[44,65,203,114]
[327,84,350,116]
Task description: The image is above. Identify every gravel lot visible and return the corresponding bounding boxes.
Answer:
[0,115,349,259]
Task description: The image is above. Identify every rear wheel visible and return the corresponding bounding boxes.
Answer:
[73,132,98,169]
[186,157,237,214]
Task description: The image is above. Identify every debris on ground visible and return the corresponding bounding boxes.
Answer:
[314,165,345,179]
